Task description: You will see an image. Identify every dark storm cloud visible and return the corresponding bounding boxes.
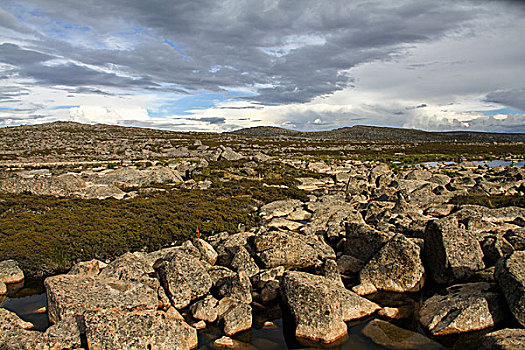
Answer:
[0,43,54,65]
[1,0,480,104]
[484,89,525,111]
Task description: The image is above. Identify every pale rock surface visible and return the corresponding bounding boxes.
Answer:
[419,282,506,335]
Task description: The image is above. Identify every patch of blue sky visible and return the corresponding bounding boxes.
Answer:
[0,107,13,110]
[45,105,79,110]
[147,90,229,117]
[477,108,524,116]
[163,39,189,59]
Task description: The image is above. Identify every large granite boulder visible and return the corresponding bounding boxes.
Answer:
[0,260,24,284]
[419,282,506,335]
[154,251,212,309]
[482,328,525,350]
[83,308,198,350]
[495,250,525,327]
[424,216,485,284]
[280,271,380,344]
[360,234,425,292]
[344,222,395,262]
[45,274,159,324]
[252,231,318,269]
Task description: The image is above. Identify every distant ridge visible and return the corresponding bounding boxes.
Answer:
[230,125,525,143]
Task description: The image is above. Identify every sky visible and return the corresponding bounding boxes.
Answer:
[0,0,524,133]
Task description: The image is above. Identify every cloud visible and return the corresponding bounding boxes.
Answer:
[0,0,523,132]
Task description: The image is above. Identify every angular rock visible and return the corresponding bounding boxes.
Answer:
[259,199,302,220]
[68,259,107,276]
[336,255,364,274]
[352,282,377,296]
[360,234,425,292]
[287,208,312,221]
[192,238,218,265]
[0,260,24,284]
[481,235,514,265]
[482,328,525,350]
[268,217,304,231]
[218,298,252,336]
[495,250,525,327]
[362,319,445,350]
[229,246,259,278]
[219,147,243,161]
[36,316,82,350]
[0,281,5,295]
[253,231,318,269]
[217,271,252,304]
[208,265,237,288]
[419,282,506,335]
[251,266,284,290]
[0,308,40,350]
[190,295,218,323]
[260,280,280,302]
[45,274,159,324]
[84,308,198,350]
[424,216,485,284]
[280,271,379,344]
[154,251,212,309]
[344,222,395,262]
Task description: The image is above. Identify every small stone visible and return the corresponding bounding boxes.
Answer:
[378,307,400,319]
[263,321,276,328]
[68,259,107,276]
[192,320,206,329]
[287,208,312,221]
[268,217,304,231]
[352,282,378,296]
[0,281,6,295]
[214,336,247,349]
[0,260,24,284]
[190,295,218,323]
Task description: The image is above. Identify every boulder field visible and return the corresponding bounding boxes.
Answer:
[1,160,525,349]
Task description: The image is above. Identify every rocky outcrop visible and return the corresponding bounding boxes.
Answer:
[280,271,379,343]
[359,234,425,292]
[424,216,485,284]
[495,250,525,327]
[344,222,395,262]
[419,282,506,335]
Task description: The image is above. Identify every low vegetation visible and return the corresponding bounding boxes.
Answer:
[0,179,307,278]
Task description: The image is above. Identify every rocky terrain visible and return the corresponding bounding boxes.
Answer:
[1,122,525,349]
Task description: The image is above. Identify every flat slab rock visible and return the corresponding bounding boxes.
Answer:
[361,319,446,350]
[253,231,318,269]
[280,271,380,344]
[45,274,159,324]
[419,282,506,335]
[0,260,24,284]
[84,308,198,350]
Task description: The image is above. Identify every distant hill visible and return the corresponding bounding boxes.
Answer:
[230,125,525,143]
